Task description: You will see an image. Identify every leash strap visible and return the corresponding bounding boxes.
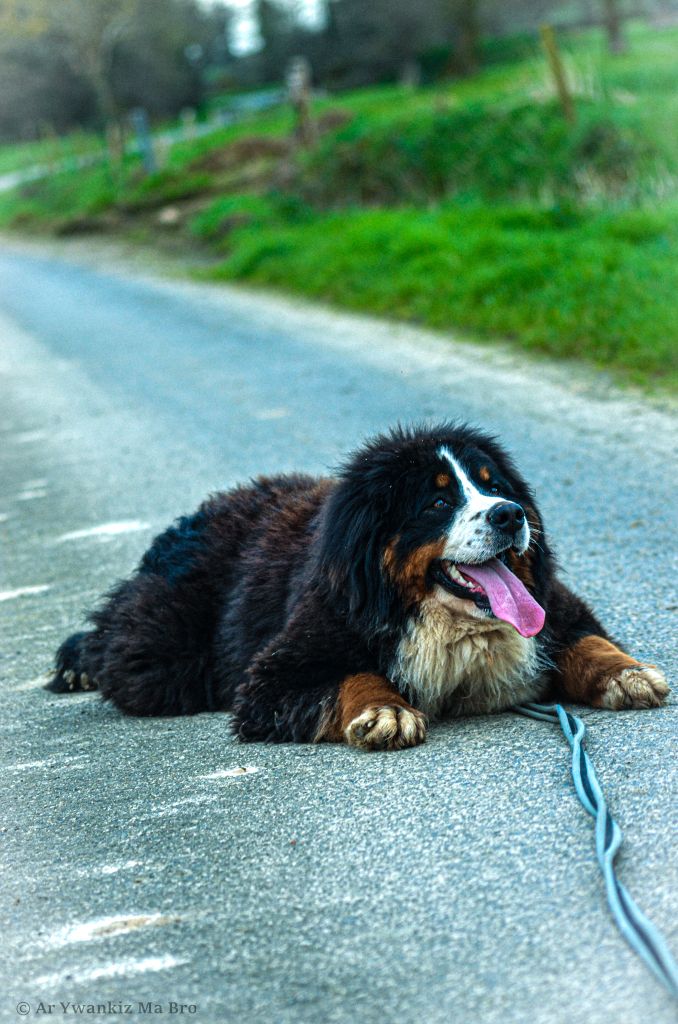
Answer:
[514,702,678,1000]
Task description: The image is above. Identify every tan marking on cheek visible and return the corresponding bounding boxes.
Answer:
[479,466,491,483]
[435,473,451,488]
[392,540,445,604]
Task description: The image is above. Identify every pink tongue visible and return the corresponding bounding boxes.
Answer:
[457,558,545,638]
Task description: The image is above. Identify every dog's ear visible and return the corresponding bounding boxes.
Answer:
[312,477,397,635]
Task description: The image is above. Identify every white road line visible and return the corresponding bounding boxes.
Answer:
[202,766,261,779]
[56,520,151,543]
[33,954,188,987]
[0,584,50,602]
[16,489,47,501]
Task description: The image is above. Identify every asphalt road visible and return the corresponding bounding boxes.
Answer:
[1,239,676,1024]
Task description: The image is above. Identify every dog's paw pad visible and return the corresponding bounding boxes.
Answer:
[598,666,669,710]
[345,705,427,751]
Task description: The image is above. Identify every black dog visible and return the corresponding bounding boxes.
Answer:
[47,424,668,750]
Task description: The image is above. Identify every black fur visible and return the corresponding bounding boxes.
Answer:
[47,423,608,741]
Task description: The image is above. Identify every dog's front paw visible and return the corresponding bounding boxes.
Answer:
[345,705,427,751]
[597,666,669,710]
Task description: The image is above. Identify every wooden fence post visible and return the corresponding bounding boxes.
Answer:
[540,24,575,124]
[286,56,318,148]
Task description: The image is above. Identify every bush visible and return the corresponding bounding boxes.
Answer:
[293,100,657,208]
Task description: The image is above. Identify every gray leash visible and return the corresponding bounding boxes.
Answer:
[514,702,678,999]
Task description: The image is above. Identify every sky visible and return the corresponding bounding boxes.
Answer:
[207,0,325,56]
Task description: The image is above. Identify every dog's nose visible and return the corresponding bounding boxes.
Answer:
[487,501,525,535]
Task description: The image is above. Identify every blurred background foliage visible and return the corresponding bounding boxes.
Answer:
[0,0,677,388]
[2,1,676,140]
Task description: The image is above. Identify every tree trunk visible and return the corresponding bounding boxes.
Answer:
[457,0,480,75]
[603,0,626,55]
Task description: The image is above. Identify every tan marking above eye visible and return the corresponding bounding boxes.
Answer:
[435,472,451,488]
[479,465,491,482]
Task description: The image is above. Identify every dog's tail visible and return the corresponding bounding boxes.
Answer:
[45,631,98,693]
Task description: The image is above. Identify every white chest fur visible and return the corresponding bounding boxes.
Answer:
[390,599,546,719]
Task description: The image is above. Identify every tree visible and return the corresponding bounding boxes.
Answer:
[0,0,232,141]
[0,32,96,140]
[603,0,626,54]
[256,0,294,82]
[322,0,442,88]
[438,0,482,76]
[455,0,481,75]
[58,0,134,129]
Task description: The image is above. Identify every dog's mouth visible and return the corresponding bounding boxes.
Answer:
[432,556,545,638]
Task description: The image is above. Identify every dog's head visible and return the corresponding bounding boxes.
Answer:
[316,423,550,638]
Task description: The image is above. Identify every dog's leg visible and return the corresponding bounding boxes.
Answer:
[556,636,668,709]
[232,613,426,748]
[315,673,427,751]
[53,573,217,717]
[46,631,99,693]
[548,580,669,709]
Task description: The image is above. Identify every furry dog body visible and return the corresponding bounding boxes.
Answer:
[48,424,668,749]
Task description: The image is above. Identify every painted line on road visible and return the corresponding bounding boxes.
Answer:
[33,954,189,987]
[202,765,261,780]
[0,584,51,602]
[13,430,48,444]
[51,914,182,946]
[86,860,143,877]
[55,520,151,543]
[253,407,289,420]
[16,489,48,501]
[4,760,49,771]
[5,756,88,773]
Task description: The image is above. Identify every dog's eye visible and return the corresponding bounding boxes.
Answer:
[430,497,451,510]
[490,486,500,495]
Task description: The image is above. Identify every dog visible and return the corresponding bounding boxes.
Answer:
[47,423,669,750]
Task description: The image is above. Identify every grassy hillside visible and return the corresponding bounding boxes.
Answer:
[1,22,677,390]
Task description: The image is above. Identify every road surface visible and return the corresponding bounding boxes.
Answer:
[0,239,676,1024]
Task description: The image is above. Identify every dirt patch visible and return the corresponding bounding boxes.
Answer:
[55,212,124,236]
[192,135,291,174]
[189,115,352,178]
[316,109,353,134]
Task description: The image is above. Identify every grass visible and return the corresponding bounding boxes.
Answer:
[203,202,678,389]
[0,131,102,177]
[0,20,677,390]
[0,160,117,227]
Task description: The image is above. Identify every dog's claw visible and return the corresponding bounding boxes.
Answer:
[598,666,669,710]
[345,705,427,752]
